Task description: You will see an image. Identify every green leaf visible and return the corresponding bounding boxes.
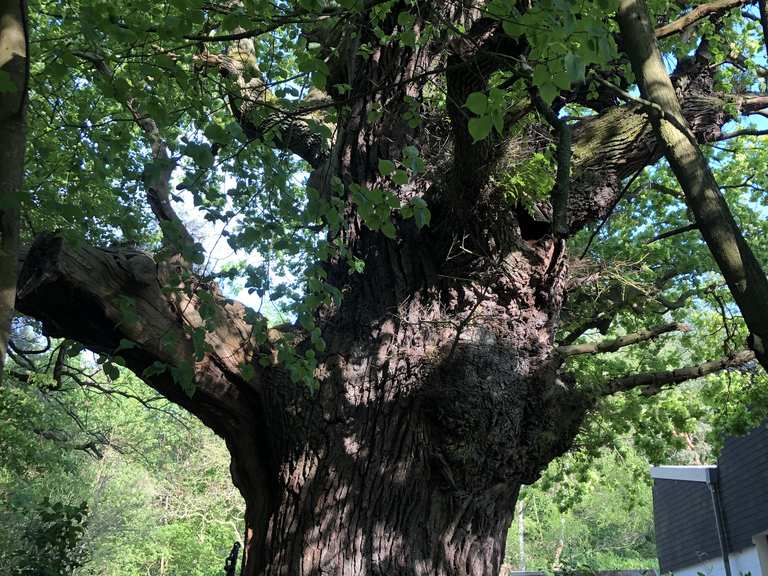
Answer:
[491,111,504,135]
[381,220,397,239]
[240,363,256,380]
[532,64,550,90]
[465,92,489,115]
[171,363,196,397]
[409,197,431,229]
[538,82,558,105]
[392,170,409,185]
[552,68,571,91]
[378,159,396,175]
[142,361,168,378]
[468,116,492,142]
[564,53,585,84]
[103,362,120,380]
[397,11,415,28]
[115,339,137,352]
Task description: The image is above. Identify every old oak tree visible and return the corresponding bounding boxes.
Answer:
[3,0,768,574]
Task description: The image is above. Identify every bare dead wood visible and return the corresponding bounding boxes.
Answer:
[14,233,259,431]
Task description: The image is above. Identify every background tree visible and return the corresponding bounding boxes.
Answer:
[0,0,28,374]
[4,0,768,575]
[0,353,245,576]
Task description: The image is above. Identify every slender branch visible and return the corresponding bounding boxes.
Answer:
[579,158,648,258]
[530,88,571,238]
[604,349,756,396]
[646,222,698,244]
[560,314,616,346]
[655,0,752,39]
[558,322,689,357]
[7,341,36,370]
[72,50,197,255]
[184,0,393,42]
[716,127,768,140]
[651,182,684,198]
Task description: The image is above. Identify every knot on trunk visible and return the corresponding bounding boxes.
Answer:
[421,340,537,491]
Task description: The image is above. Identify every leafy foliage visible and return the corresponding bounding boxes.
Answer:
[0,366,243,576]
[505,445,657,572]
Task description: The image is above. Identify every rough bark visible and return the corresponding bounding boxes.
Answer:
[0,0,26,377]
[618,0,768,372]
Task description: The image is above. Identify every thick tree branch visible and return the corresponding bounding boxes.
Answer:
[603,349,756,396]
[567,41,768,235]
[15,233,259,435]
[73,50,197,255]
[558,322,688,357]
[618,0,768,373]
[14,232,303,562]
[0,0,27,378]
[655,0,753,39]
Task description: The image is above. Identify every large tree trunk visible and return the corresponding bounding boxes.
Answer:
[239,243,584,575]
[16,228,585,576]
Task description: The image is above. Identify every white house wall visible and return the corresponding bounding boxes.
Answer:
[668,546,762,576]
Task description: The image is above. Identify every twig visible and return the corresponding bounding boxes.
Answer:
[646,222,698,244]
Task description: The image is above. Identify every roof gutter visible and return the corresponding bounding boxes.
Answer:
[706,467,732,576]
